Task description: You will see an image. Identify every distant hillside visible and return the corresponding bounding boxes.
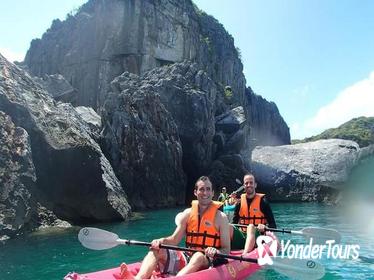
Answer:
[293,116,374,147]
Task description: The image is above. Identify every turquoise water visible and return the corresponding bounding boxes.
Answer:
[1,203,373,279]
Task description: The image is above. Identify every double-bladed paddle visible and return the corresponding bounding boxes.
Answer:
[78,227,325,280]
[231,224,341,243]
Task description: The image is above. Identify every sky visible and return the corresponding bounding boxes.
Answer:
[1,0,373,139]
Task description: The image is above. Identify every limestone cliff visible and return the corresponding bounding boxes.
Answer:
[23,0,289,143]
[19,0,291,206]
[24,0,246,113]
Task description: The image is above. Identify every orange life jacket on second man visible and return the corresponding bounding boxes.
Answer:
[238,193,268,232]
[185,200,222,250]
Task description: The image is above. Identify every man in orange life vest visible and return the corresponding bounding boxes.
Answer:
[232,172,276,254]
[119,176,231,279]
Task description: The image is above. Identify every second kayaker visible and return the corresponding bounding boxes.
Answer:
[232,172,277,254]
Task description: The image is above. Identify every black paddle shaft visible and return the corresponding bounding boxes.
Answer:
[127,240,258,264]
[128,240,200,254]
[232,224,292,234]
[265,227,292,234]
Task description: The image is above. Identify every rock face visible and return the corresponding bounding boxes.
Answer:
[136,62,216,182]
[24,0,245,112]
[33,74,77,104]
[215,106,249,154]
[102,71,186,209]
[75,106,102,139]
[251,139,360,201]
[101,62,249,203]
[23,0,291,149]
[20,0,291,205]
[0,54,130,237]
[246,87,290,147]
[0,112,36,239]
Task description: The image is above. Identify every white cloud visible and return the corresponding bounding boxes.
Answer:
[292,72,374,139]
[0,47,25,63]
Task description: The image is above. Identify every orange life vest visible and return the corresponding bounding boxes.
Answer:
[238,193,268,232]
[185,200,222,250]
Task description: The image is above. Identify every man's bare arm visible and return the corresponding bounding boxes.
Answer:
[151,208,190,248]
[217,211,231,255]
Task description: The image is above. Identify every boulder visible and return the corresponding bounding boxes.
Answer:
[215,106,246,134]
[251,139,360,201]
[0,112,36,240]
[0,53,130,232]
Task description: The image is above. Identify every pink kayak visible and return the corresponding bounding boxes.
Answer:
[75,250,260,280]
[67,229,279,280]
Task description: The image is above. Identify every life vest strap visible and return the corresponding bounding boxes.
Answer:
[185,242,208,249]
[238,216,266,223]
[186,231,220,239]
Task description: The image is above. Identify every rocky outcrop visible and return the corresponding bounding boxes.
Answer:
[0,112,36,240]
[138,62,216,182]
[0,111,71,241]
[101,62,250,203]
[251,139,360,201]
[21,0,290,185]
[33,74,77,104]
[19,0,291,206]
[0,54,130,237]
[75,106,102,138]
[246,87,290,147]
[359,144,374,160]
[102,71,186,209]
[24,0,245,112]
[215,106,249,154]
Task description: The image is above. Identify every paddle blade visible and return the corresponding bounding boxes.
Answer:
[302,227,341,244]
[271,257,325,280]
[78,227,120,250]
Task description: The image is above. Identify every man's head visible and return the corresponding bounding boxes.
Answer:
[194,176,214,206]
[243,173,256,198]
[221,187,227,193]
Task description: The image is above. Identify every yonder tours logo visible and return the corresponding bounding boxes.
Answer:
[256,235,360,266]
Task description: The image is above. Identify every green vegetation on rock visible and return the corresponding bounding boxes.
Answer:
[292,116,374,147]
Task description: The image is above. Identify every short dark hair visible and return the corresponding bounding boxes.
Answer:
[194,176,211,190]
